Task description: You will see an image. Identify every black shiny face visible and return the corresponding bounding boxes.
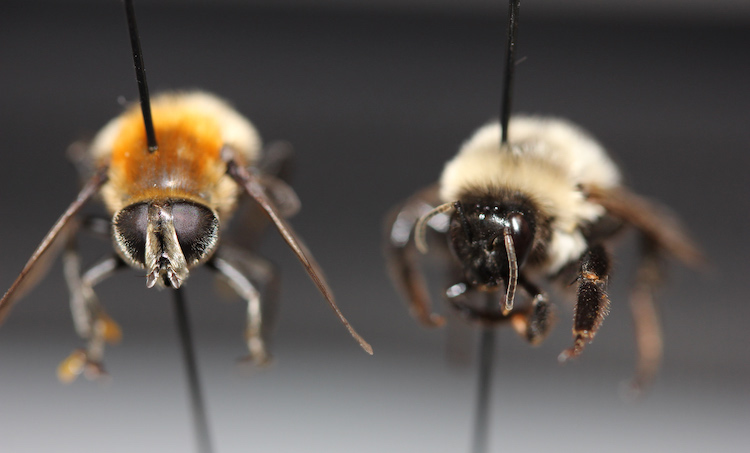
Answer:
[112,200,220,269]
[448,199,535,288]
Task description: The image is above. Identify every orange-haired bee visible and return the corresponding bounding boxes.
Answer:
[0,3,370,384]
[384,0,700,393]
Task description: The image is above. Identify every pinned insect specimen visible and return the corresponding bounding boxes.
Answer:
[0,0,371,384]
[384,0,699,394]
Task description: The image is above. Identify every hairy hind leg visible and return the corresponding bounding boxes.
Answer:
[559,244,611,362]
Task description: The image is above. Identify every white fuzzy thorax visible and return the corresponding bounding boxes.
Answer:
[439,116,621,273]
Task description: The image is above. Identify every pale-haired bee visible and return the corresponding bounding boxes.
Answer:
[0,2,371,383]
[385,4,699,392]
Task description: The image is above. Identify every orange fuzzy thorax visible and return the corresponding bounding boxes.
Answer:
[91,92,260,220]
[108,105,227,207]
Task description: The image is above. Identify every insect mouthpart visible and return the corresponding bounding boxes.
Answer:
[113,199,220,289]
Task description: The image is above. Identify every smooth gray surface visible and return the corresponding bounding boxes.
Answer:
[0,3,747,452]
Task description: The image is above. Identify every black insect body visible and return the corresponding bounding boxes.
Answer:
[385,3,699,391]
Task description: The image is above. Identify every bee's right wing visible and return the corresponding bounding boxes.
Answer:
[0,167,108,325]
[586,184,703,394]
[586,185,703,266]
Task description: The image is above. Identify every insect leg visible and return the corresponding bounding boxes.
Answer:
[0,167,107,325]
[384,185,447,327]
[510,276,554,345]
[224,149,372,355]
[208,247,279,366]
[445,283,505,327]
[627,236,666,394]
[559,244,611,361]
[60,245,125,383]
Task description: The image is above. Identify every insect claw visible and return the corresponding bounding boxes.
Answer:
[57,349,87,384]
[424,313,446,327]
[56,349,112,383]
[83,361,111,383]
[238,353,272,368]
[619,378,646,401]
[558,333,589,362]
[236,355,273,377]
[557,348,574,363]
[95,314,122,345]
[245,335,272,367]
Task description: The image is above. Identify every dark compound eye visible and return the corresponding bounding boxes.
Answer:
[171,201,220,265]
[112,200,220,269]
[507,212,534,268]
[113,202,149,267]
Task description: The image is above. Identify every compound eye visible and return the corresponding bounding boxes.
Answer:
[113,202,149,267]
[172,201,220,266]
[507,212,534,267]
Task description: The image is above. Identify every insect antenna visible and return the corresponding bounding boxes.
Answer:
[502,226,519,313]
[123,2,214,450]
[499,0,520,145]
[124,0,158,152]
[414,202,455,254]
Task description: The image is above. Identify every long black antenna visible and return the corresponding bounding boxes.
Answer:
[173,288,215,453]
[499,0,520,145]
[124,0,158,152]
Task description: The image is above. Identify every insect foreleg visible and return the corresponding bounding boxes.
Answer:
[510,276,554,345]
[224,148,373,355]
[0,167,108,326]
[60,246,125,383]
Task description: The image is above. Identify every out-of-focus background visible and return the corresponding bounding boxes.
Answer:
[0,1,747,452]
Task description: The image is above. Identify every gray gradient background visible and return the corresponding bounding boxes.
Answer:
[0,1,748,452]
